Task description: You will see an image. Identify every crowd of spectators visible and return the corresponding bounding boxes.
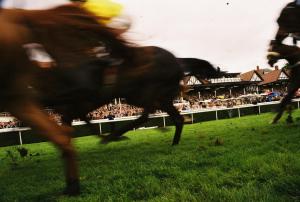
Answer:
[0,103,145,129]
[176,87,288,111]
[87,103,144,120]
[0,119,20,129]
[0,87,293,129]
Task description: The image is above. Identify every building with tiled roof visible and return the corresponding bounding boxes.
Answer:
[182,63,290,99]
[183,73,254,98]
[239,66,264,83]
[258,66,289,92]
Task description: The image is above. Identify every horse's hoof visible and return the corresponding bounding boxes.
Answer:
[63,187,80,196]
[286,119,294,124]
[172,141,179,146]
[63,179,80,196]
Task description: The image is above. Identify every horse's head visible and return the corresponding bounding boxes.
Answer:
[267,40,300,66]
[177,58,225,79]
[275,1,300,42]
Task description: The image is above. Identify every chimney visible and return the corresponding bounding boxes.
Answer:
[256,66,259,71]
[275,65,279,70]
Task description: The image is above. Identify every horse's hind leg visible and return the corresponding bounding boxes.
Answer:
[161,102,184,145]
[115,110,150,136]
[100,110,150,143]
[9,102,80,196]
[273,87,297,124]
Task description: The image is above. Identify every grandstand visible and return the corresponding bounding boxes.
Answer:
[0,64,291,130]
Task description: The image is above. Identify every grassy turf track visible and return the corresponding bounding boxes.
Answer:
[0,111,300,201]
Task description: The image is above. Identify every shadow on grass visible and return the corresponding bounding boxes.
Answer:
[274,176,300,200]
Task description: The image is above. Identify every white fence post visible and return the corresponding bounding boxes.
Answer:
[98,123,102,135]
[191,113,194,124]
[18,131,23,145]
[258,105,261,114]
[163,116,166,128]
[238,108,241,118]
[215,110,218,120]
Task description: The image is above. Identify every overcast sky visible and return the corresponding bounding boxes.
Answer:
[3,0,292,72]
[119,0,292,73]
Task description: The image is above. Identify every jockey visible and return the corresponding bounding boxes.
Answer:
[1,0,131,68]
[1,0,131,35]
[81,0,131,35]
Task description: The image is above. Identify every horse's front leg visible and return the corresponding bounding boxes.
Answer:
[273,65,300,124]
[161,102,184,145]
[9,102,80,196]
[272,87,298,124]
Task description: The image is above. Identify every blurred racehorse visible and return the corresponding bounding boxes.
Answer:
[40,46,185,145]
[52,57,222,144]
[0,4,222,196]
[36,57,222,144]
[267,41,300,123]
[267,1,300,123]
[0,4,142,196]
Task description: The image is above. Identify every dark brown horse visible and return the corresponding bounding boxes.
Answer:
[274,1,300,44]
[267,1,300,123]
[37,54,222,145]
[267,41,300,123]
[78,56,222,144]
[37,46,185,146]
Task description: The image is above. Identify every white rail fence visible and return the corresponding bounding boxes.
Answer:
[1,99,300,145]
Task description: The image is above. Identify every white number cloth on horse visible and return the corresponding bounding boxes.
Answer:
[1,0,69,10]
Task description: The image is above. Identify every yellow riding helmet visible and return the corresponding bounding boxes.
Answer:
[82,0,123,23]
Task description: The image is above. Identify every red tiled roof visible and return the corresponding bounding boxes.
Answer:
[259,69,288,85]
[239,70,263,82]
[240,70,254,81]
[256,69,265,77]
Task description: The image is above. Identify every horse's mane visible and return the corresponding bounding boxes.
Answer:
[18,4,134,67]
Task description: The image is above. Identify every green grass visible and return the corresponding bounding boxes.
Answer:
[1,111,300,201]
